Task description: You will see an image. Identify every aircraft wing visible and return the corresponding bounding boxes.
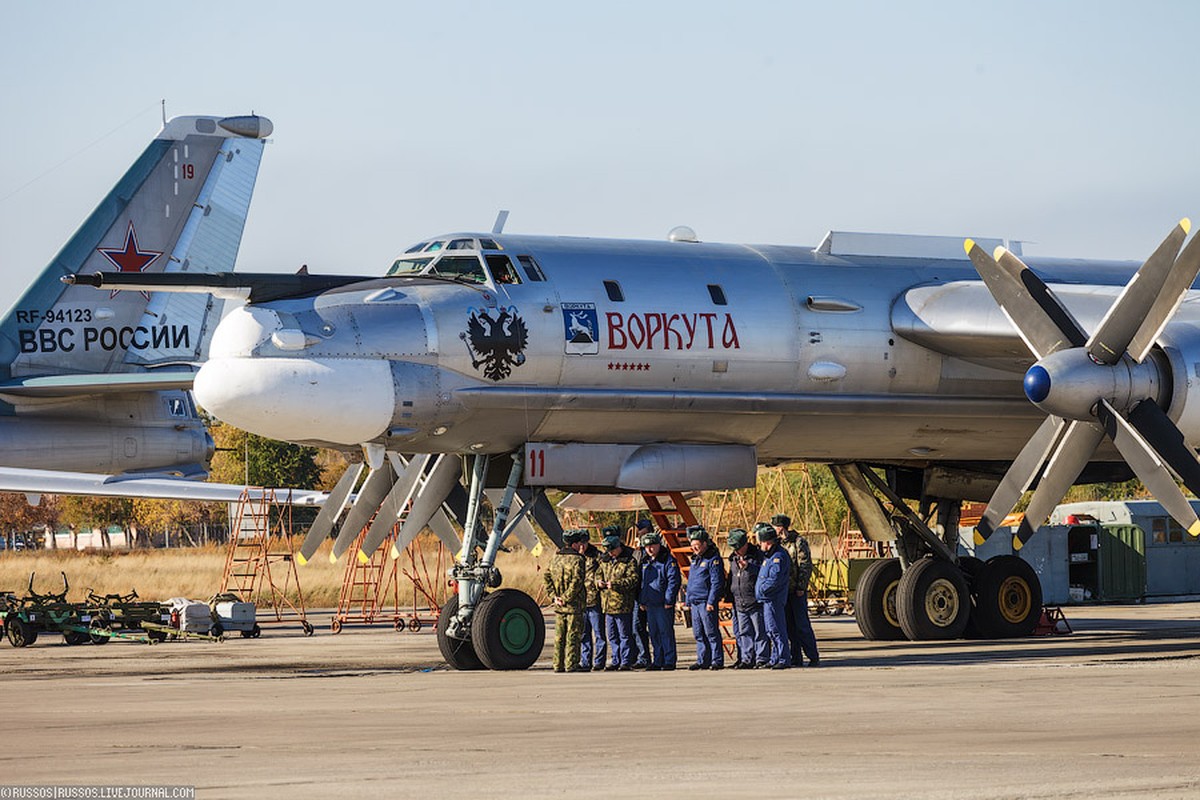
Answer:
[0,467,326,505]
[0,371,194,398]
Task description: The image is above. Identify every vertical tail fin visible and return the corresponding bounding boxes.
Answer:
[0,114,272,380]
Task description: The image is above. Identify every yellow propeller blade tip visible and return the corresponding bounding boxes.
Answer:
[1012,535,1024,551]
[973,529,986,546]
[357,550,370,565]
[993,245,1008,261]
[1188,520,1200,537]
[963,238,975,254]
[329,552,338,564]
[296,553,308,567]
[389,546,401,559]
[1181,218,1192,235]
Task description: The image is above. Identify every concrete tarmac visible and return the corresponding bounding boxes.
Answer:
[4,603,1200,799]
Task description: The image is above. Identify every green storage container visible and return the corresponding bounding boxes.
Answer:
[1098,524,1145,601]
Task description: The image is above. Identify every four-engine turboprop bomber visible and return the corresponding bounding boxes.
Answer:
[0,112,320,505]
[70,127,1200,667]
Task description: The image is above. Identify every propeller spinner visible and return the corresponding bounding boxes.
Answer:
[967,220,1200,550]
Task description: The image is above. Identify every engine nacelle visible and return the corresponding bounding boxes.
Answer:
[1155,323,1200,446]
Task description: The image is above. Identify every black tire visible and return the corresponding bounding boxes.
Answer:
[7,618,34,648]
[241,629,254,639]
[209,623,224,638]
[896,558,971,641]
[63,629,90,646]
[146,629,168,644]
[972,556,1042,638]
[436,595,485,670]
[331,619,344,634]
[471,589,546,671]
[301,621,314,637]
[408,618,422,633]
[89,618,111,646]
[854,558,905,640]
[250,624,262,639]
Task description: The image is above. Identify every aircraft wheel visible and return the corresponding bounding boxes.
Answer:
[471,589,545,671]
[436,595,485,670]
[896,558,970,641]
[972,556,1042,638]
[854,558,905,641]
[7,618,35,648]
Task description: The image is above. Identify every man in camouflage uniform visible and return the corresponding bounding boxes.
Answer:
[597,531,639,670]
[580,531,606,671]
[544,529,589,673]
[774,513,820,667]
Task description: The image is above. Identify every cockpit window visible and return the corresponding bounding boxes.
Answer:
[447,238,476,250]
[404,242,427,254]
[423,241,445,252]
[429,254,487,283]
[479,238,501,251]
[486,255,522,285]
[387,256,433,276]
[517,255,546,282]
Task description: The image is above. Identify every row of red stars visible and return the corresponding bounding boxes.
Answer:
[607,362,651,371]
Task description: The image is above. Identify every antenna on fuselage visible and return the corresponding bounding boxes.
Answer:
[492,209,510,235]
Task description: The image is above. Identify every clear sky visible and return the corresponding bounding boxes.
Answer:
[1,1,1197,315]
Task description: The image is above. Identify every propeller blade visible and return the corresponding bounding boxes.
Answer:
[964,240,1080,359]
[1126,399,1200,498]
[485,489,540,550]
[975,415,1068,544]
[329,461,397,562]
[995,247,1089,353]
[1014,421,1104,549]
[522,487,565,549]
[297,462,363,565]
[1087,219,1190,364]
[390,454,463,559]
[1096,399,1200,537]
[357,455,430,563]
[1127,222,1200,362]
[426,508,463,551]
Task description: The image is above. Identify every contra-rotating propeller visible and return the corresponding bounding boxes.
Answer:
[968,219,1200,550]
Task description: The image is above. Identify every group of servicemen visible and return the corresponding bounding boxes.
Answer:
[543,513,820,673]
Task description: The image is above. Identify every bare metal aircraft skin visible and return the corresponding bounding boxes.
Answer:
[72,117,1200,659]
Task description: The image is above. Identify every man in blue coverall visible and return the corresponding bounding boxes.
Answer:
[637,531,681,670]
[685,525,725,671]
[754,522,792,669]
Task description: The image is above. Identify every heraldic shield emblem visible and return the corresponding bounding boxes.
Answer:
[460,306,529,381]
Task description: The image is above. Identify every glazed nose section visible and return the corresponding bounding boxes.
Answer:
[194,357,396,446]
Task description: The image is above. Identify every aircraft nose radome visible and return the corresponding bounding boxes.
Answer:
[194,357,395,446]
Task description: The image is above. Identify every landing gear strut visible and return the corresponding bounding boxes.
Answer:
[437,452,546,670]
[835,463,1044,642]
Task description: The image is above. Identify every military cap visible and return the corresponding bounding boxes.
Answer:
[771,514,792,528]
[564,529,588,544]
[635,519,654,531]
[727,529,748,549]
[602,533,623,550]
[686,525,709,542]
[753,522,774,537]
[758,526,778,542]
[601,525,622,537]
[640,531,662,547]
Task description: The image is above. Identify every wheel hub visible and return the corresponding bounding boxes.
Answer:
[882,580,901,628]
[498,608,535,654]
[998,576,1033,624]
[924,578,960,627]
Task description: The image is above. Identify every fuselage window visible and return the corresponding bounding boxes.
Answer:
[429,254,487,283]
[479,238,501,251]
[604,280,625,302]
[486,254,522,285]
[708,284,727,305]
[517,255,546,282]
[447,238,476,250]
[387,256,433,276]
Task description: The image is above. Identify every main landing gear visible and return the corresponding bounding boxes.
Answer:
[833,463,1043,642]
[436,452,546,670]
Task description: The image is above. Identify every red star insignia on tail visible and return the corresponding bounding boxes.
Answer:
[97,221,162,298]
